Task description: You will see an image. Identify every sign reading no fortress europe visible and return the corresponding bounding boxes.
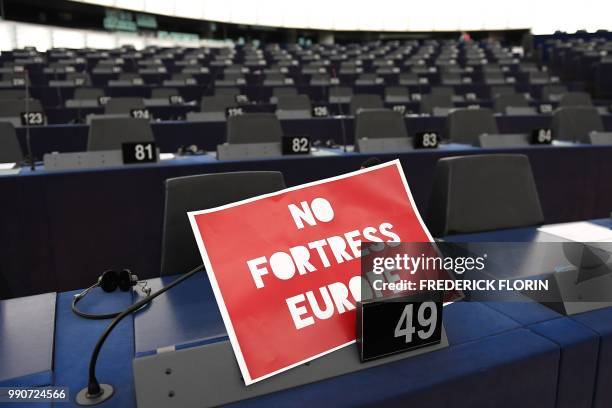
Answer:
[189,160,434,385]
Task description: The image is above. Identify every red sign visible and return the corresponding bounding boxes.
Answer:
[189,160,433,384]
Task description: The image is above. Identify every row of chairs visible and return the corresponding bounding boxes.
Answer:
[159,153,544,274]
[2,103,609,165]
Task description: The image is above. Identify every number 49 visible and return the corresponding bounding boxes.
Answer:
[394,302,437,343]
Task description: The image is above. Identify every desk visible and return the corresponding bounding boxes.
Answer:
[3,219,612,406]
[445,218,612,408]
[15,114,612,160]
[2,145,612,298]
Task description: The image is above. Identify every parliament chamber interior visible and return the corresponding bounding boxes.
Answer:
[1,0,612,407]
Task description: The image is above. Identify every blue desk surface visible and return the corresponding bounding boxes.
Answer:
[2,221,612,407]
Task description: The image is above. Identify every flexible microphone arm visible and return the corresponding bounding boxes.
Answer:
[76,264,203,405]
[24,68,35,171]
[331,67,348,152]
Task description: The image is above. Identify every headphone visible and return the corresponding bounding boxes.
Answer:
[72,269,152,320]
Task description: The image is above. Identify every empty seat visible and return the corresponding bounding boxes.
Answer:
[215,87,240,96]
[541,85,568,102]
[201,95,237,113]
[355,109,408,140]
[398,73,421,85]
[355,74,382,85]
[493,93,529,114]
[349,94,383,115]
[329,87,353,104]
[160,172,286,275]
[0,122,23,163]
[446,108,498,144]
[272,87,298,97]
[551,107,604,142]
[310,74,331,86]
[419,94,453,115]
[0,89,28,100]
[151,88,180,98]
[558,92,593,107]
[426,154,544,236]
[384,87,410,104]
[87,117,154,151]
[431,86,455,96]
[104,97,146,114]
[0,99,43,118]
[226,113,283,144]
[276,95,312,119]
[489,85,516,98]
[73,88,104,100]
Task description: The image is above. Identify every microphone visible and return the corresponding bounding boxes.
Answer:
[24,69,35,171]
[75,264,203,406]
[331,67,348,153]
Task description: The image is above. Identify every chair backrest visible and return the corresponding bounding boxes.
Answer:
[329,86,353,101]
[558,92,593,107]
[426,154,544,236]
[200,95,237,113]
[551,107,604,142]
[355,109,408,140]
[419,94,453,114]
[214,87,240,96]
[151,88,180,98]
[541,85,568,101]
[0,89,28,100]
[276,95,311,111]
[272,87,298,97]
[431,86,455,96]
[349,94,383,115]
[160,171,286,275]
[74,88,104,100]
[489,85,515,98]
[385,86,409,98]
[493,93,528,113]
[446,108,498,144]
[0,99,43,117]
[0,121,23,163]
[104,97,145,114]
[226,113,283,144]
[87,117,154,151]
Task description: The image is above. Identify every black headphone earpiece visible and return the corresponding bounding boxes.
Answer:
[118,269,136,292]
[99,270,119,292]
[73,268,149,319]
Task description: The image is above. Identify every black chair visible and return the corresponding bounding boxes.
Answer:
[329,86,353,104]
[349,94,383,115]
[427,154,544,236]
[104,97,146,114]
[384,86,410,104]
[419,94,453,115]
[215,87,240,96]
[201,95,237,113]
[558,92,593,107]
[0,89,28,100]
[355,109,408,140]
[87,117,154,151]
[272,87,298,98]
[74,88,104,100]
[0,99,43,119]
[160,172,286,275]
[541,85,568,102]
[151,88,180,99]
[446,108,498,144]
[493,93,529,114]
[551,107,604,142]
[0,122,23,163]
[276,95,312,119]
[227,113,283,144]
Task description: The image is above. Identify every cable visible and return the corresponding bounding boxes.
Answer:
[71,281,151,320]
[80,264,203,402]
